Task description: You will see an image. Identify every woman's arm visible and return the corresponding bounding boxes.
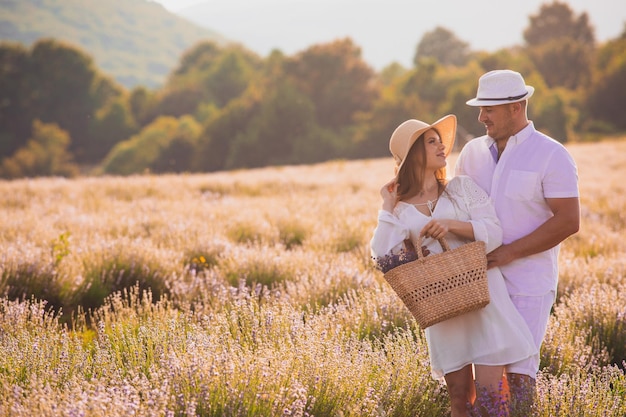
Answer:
[370,180,410,260]
[420,177,503,251]
[458,176,503,252]
[370,210,409,259]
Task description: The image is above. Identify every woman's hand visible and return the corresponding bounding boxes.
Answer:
[380,179,398,212]
[420,219,450,240]
[422,219,476,241]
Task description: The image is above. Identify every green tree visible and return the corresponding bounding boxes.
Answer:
[523,1,595,89]
[475,49,537,76]
[29,40,104,160]
[208,50,259,108]
[378,62,408,87]
[150,116,202,173]
[350,64,435,159]
[350,93,420,159]
[193,94,258,172]
[403,58,446,111]
[523,1,595,46]
[172,41,223,78]
[151,87,205,119]
[226,81,320,168]
[87,96,138,162]
[157,42,262,119]
[0,43,32,158]
[128,86,157,127]
[193,68,346,172]
[0,39,126,165]
[150,134,196,174]
[101,116,200,175]
[531,89,571,142]
[437,63,489,141]
[283,38,379,130]
[528,38,593,90]
[350,59,482,159]
[0,120,79,179]
[585,36,626,131]
[413,26,470,67]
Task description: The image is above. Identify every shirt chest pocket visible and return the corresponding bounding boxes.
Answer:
[504,170,541,201]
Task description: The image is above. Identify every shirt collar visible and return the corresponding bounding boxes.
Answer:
[513,121,535,145]
[483,121,535,148]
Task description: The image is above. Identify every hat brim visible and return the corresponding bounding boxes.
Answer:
[466,86,534,106]
[395,114,456,174]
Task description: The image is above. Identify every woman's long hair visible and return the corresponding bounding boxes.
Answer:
[395,128,447,202]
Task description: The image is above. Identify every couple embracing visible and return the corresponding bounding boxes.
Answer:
[371,70,580,416]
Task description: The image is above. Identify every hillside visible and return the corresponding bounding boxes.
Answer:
[0,0,228,88]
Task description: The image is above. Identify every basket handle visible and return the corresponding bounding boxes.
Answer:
[413,236,451,259]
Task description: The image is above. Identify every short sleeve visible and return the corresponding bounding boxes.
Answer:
[544,146,579,198]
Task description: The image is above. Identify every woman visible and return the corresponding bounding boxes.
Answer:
[370,115,536,416]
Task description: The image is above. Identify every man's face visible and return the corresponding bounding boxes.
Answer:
[478,104,515,141]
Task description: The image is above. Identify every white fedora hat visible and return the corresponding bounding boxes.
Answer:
[466,70,534,106]
[389,114,456,174]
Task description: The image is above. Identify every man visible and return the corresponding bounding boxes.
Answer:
[455,69,580,408]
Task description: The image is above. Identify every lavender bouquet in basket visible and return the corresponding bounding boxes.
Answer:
[373,245,419,273]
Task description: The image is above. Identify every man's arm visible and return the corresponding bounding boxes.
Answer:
[487,197,580,269]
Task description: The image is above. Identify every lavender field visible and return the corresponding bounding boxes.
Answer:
[0,139,625,416]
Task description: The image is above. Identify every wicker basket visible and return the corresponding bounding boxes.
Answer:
[383,237,489,328]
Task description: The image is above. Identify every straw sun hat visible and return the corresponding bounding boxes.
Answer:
[466,69,535,107]
[389,114,457,174]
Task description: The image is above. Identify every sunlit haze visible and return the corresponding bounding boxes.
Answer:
[152,0,626,69]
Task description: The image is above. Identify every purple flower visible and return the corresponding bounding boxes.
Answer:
[372,248,418,273]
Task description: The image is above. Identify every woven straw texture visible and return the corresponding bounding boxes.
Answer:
[384,238,489,328]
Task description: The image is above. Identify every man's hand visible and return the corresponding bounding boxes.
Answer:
[487,197,580,269]
[486,244,517,269]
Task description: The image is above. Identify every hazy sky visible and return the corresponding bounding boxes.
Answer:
[151,0,625,69]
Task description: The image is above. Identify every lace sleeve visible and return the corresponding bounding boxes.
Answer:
[458,176,490,209]
[448,176,503,252]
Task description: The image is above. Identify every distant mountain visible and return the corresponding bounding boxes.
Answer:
[0,0,229,88]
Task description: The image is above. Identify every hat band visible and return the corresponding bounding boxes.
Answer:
[476,92,528,101]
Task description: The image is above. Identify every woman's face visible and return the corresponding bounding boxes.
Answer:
[421,128,447,171]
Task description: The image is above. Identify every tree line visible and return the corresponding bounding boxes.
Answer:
[0,1,625,179]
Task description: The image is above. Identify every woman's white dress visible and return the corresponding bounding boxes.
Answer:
[370,175,537,380]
